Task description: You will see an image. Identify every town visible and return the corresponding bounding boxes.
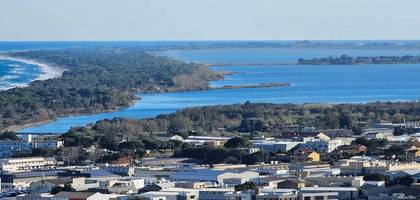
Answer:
[0,119,419,200]
[1,1,420,200]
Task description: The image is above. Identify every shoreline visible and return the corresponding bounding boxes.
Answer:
[0,55,65,90]
[5,98,139,133]
[212,82,290,90]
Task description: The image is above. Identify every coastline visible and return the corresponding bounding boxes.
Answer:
[0,55,65,90]
[4,98,139,133]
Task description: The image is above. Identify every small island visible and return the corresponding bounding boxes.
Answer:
[214,82,290,90]
[298,54,420,65]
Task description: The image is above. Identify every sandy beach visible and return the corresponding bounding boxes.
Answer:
[0,55,65,90]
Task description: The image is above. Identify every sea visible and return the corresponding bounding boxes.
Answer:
[1,41,420,133]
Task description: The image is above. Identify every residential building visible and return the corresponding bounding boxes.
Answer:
[251,176,283,188]
[51,191,110,200]
[0,157,57,173]
[298,191,339,200]
[105,177,145,194]
[293,151,320,162]
[1,170,61,190]
[338,144,367,155]
[32,140,64,149]
[29,178,71,194]
[340,157,420,175]
[362,128,394,139]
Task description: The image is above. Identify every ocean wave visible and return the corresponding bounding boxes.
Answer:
[0,55,65,91]
[9,66,26,74]
[0,74,19,80]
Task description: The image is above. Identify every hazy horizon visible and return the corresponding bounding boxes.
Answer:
[1,0,420,41]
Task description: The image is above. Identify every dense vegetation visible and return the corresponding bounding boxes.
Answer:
[67,101,420,139]
[298,54,420,65]
[0,47,216,130]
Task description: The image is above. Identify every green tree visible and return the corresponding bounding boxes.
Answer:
[234,182,256,191]
[363,173,387,181]
[224,137,250,148]
[0,131,19,140]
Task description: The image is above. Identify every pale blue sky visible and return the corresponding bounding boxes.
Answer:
[1,0,420,41]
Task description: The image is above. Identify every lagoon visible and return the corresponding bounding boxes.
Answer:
[18,47,420,133]
[20,62,420,133]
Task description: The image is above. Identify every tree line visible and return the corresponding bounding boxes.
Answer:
[70,101,420,138]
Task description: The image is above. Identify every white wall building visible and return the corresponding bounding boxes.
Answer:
[170,169,259,184]
[0,157,57,173]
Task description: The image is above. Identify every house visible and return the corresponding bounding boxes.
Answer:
[407,148,420,158]
[0,170,61,191]
[51,191,110,200]
[251,176,283,188]
[71,177,100,191]
[293,150,320,162]
[315,133,331,141]
[277,179,307,189]
[362,128,394,139]
[29,178,71,194]
[299,137,351,153]
[105,177,145,194]
[338,144,367,155]
[298,191,339,200]
[16,193,55,200]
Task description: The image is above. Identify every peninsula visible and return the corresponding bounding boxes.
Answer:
[298,54,420,65]
[0,47,220,131]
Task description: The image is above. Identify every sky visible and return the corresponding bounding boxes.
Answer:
[1,0,420,41]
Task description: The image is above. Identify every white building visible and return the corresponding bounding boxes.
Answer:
[0,140,32,158]
[0,157,57,173]
[170,169,259,184]
[0,135,64,158]
[300,138,351,153]
[106,177,145,194]
[32,140,64,149]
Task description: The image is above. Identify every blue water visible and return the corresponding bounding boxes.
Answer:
[0,60,42,90]
[159,48,420,64]
[19,63,420,133]
[0,43,418,133]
